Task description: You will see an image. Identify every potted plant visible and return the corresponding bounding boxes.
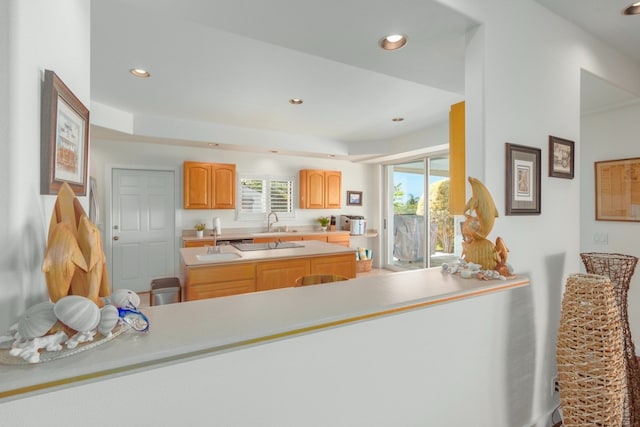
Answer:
[194,223,206,238]
[317,216,330,231]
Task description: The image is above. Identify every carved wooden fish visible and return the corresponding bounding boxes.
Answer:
[42,221,88,302]
[464,177,499,239]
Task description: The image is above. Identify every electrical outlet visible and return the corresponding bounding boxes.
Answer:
[551,375,559,396]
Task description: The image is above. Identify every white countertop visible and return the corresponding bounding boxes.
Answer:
[0,268,528,402]
[180,240,357,266]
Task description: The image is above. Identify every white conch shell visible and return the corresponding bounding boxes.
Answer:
[53,295,100,332]
[108,289,141,308]
[98,305,119,336]
[17,301,57,339]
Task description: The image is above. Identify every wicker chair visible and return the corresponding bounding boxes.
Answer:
[580,253,640,427]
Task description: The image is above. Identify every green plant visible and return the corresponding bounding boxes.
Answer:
[194,223,206,231]
[317,216,330,227]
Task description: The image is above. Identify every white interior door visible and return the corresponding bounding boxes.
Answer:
[111,169,175,293]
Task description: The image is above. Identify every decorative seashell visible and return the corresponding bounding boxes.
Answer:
[17,301,57,339]
[54,295,100,332]
[108,289,141,308]
[98,305,119,336]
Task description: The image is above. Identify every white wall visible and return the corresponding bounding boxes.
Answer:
[580,101,640,346]
[3,1,640,426]
[0,0,90,331]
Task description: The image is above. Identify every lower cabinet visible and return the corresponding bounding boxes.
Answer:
[183,252,356,301]
[311,253,356,278]
[256,259,310,291]
[184,263,256,301]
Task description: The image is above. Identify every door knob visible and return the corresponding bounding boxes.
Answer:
[113,236,119,241]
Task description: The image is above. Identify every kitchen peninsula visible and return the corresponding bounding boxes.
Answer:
[180,240,357,300]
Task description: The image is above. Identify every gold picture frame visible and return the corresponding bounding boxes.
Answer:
[595,157,640,221]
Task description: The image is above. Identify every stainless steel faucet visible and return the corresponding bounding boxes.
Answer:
[207,229,220,253]
[267,211,279,232]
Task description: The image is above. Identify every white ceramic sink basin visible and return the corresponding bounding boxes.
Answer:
[195,252,242,262]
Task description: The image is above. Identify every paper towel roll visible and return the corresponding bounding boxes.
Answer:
[214,217,221,235]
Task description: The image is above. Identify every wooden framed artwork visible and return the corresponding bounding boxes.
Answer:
[505,143,541,215]
[41,69,89,195]
[347,191,362,206]
[549,135,575,179]
[595,158,640,221]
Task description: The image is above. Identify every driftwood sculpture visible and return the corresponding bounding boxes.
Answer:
[461,177,511,276]
[42,182,110,305]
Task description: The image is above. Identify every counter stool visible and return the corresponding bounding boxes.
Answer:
[294,274,348,287]
[150,277,181,306]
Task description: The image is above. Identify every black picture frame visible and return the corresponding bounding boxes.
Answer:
[41,69,89,195]
[506,143,541,215]
[549,135,575,179]
[347,191,362,206]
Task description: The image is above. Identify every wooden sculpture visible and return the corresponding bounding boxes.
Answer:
[42,182,110,306]
[461,177,510,275]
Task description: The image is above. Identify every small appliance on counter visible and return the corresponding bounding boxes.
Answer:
[340,215,366,236]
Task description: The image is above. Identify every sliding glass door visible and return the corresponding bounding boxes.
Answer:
[384,155,455,270]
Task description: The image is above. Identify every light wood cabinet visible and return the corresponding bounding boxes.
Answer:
[253,235,303,243]
[327,234,350,247]
[256,259,310,291]
[310,253,356,278]
[299,169,341,209]
[183,239,215,248]
[183,161,236,209]
[184,263,255,301]
[182,251,356,301]
[255,232,349,246]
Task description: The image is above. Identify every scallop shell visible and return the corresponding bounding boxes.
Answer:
[17,301,57,339]
[109,289,141,308]
[53,295,100,332]
[98,305,119,336]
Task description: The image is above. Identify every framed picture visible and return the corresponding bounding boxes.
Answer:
[505,143,541,215]
[347,191,362,206]
[41,69,89,195]
[549,135,575,179]
[595,157,640,222]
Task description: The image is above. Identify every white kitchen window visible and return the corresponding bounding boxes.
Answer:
[237,175,295,220]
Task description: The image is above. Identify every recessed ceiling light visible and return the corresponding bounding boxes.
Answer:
[623,2,640,15]
[379,34,407,50]
[289,98,303,105]
[392,117,405,122]
[130,68,150,78]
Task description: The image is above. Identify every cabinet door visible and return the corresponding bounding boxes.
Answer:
[256,259,310,291]
[185,263,255,301]
[300,169,325,209]
[325,171,342,209]
[310,253,356,278]
[212,163,236,209]
[184,162,211,209]
[326,233,350,246]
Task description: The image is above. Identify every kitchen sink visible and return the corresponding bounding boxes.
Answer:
[232,242,303,251]
[195,252,242,262]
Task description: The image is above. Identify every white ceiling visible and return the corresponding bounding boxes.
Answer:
[90,0,640,154]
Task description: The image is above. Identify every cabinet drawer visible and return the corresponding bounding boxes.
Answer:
[188,263,255,285]
[186,280,255,300]
[310,254,356,278]
[256,259,310,291]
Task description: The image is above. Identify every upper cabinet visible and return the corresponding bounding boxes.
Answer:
[183,161,236,209]
[299,169,341,209]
